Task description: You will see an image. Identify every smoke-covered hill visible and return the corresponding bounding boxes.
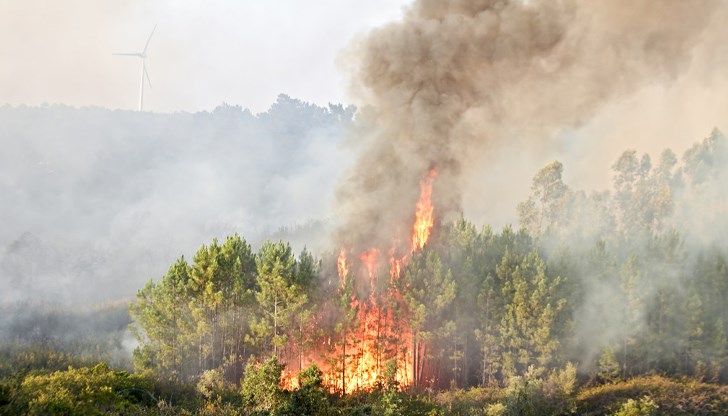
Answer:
[0,96,355,305]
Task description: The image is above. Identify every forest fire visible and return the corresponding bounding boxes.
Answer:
[337,248,349,288]
[412,168,437,251]
[300,168,440,393]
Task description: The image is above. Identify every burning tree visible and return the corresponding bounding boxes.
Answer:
[307,168,442,393]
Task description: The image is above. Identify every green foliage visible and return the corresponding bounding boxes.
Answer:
[0,301,134,375]
[499,251,565,378]
[375,388,405,416]
[517,161,570,236]
[197,368,226,401]
[610,396,658,416]
[131,256,195,380]
[10,363,155,415]
[598,347,621,384]
[298,364,324,390]
[577,375,728,415]
[484,402,506,416]
[3,363,727,415]
[240,356,285,414]
[435,386,502,415]
[402,248,457,387]
[494,364,577,416]
[0,345,102,378]
[371,360,405,416]
[250,241,307,358]
[130,234,263,382]
[283,365,330,416]
[382,359,399,391]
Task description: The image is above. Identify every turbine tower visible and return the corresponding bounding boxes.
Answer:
[113,25,156,111]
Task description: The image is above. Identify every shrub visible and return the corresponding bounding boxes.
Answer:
[578,375,728,415]
[282,364,331,416]
[240,356,285,414]
[610,396,658,416]
[15,362,155,415]
[498,364,577,416]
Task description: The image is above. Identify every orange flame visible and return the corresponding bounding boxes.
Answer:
[284,170,438,393]
[338,248,349,288]
[359,248,380,292]
[333,245,411,393]
[412,168,437,251]
[280,369,299,390]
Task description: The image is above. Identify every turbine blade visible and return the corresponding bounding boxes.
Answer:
[142,24,157,55]
[144,65,152,89]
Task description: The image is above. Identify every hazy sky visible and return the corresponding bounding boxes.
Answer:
[0,0,410,113]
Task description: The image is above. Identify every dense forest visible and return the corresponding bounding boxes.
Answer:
[3,129,728,415]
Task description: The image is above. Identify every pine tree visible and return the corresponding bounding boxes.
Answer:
[475,272,502,386]
[249,241,306,359]
[500,251,565,379]
[619,256,645,378]
[518,161,571,236]
[401,248,456,387]
[130,257,195,380]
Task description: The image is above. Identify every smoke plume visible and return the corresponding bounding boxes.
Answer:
[335,0,725,245]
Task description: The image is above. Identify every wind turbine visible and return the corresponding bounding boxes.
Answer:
[113,25,156,111]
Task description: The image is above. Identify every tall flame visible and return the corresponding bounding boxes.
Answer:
[289,169,438,393]
[412,168,438,251]
[338,248,349,288]
[359,248,380,291]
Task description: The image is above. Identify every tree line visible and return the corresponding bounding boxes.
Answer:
[131,130,728,393]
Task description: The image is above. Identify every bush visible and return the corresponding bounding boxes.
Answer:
[435,386,502,415]
[611,396,658,416]
[372,360,404,416]
[282,364,331,416]
[240,356,286,414]
[498,364,577,416]
[197,368,226,402]
[577,375,728,415]
[12,362,156,415]
[484,402,506,416]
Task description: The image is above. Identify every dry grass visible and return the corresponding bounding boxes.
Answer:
[577,375,728,416]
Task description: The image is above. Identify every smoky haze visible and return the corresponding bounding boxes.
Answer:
[0,98,354,305]
[335,0,728,244]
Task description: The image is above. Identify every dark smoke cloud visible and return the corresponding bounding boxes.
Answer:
[335,0,724,245]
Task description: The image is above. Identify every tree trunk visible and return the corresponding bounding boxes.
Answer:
[273,292,278,358]
[419,343,426,388]
[342,323,347,394]
[412,332,418,388]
